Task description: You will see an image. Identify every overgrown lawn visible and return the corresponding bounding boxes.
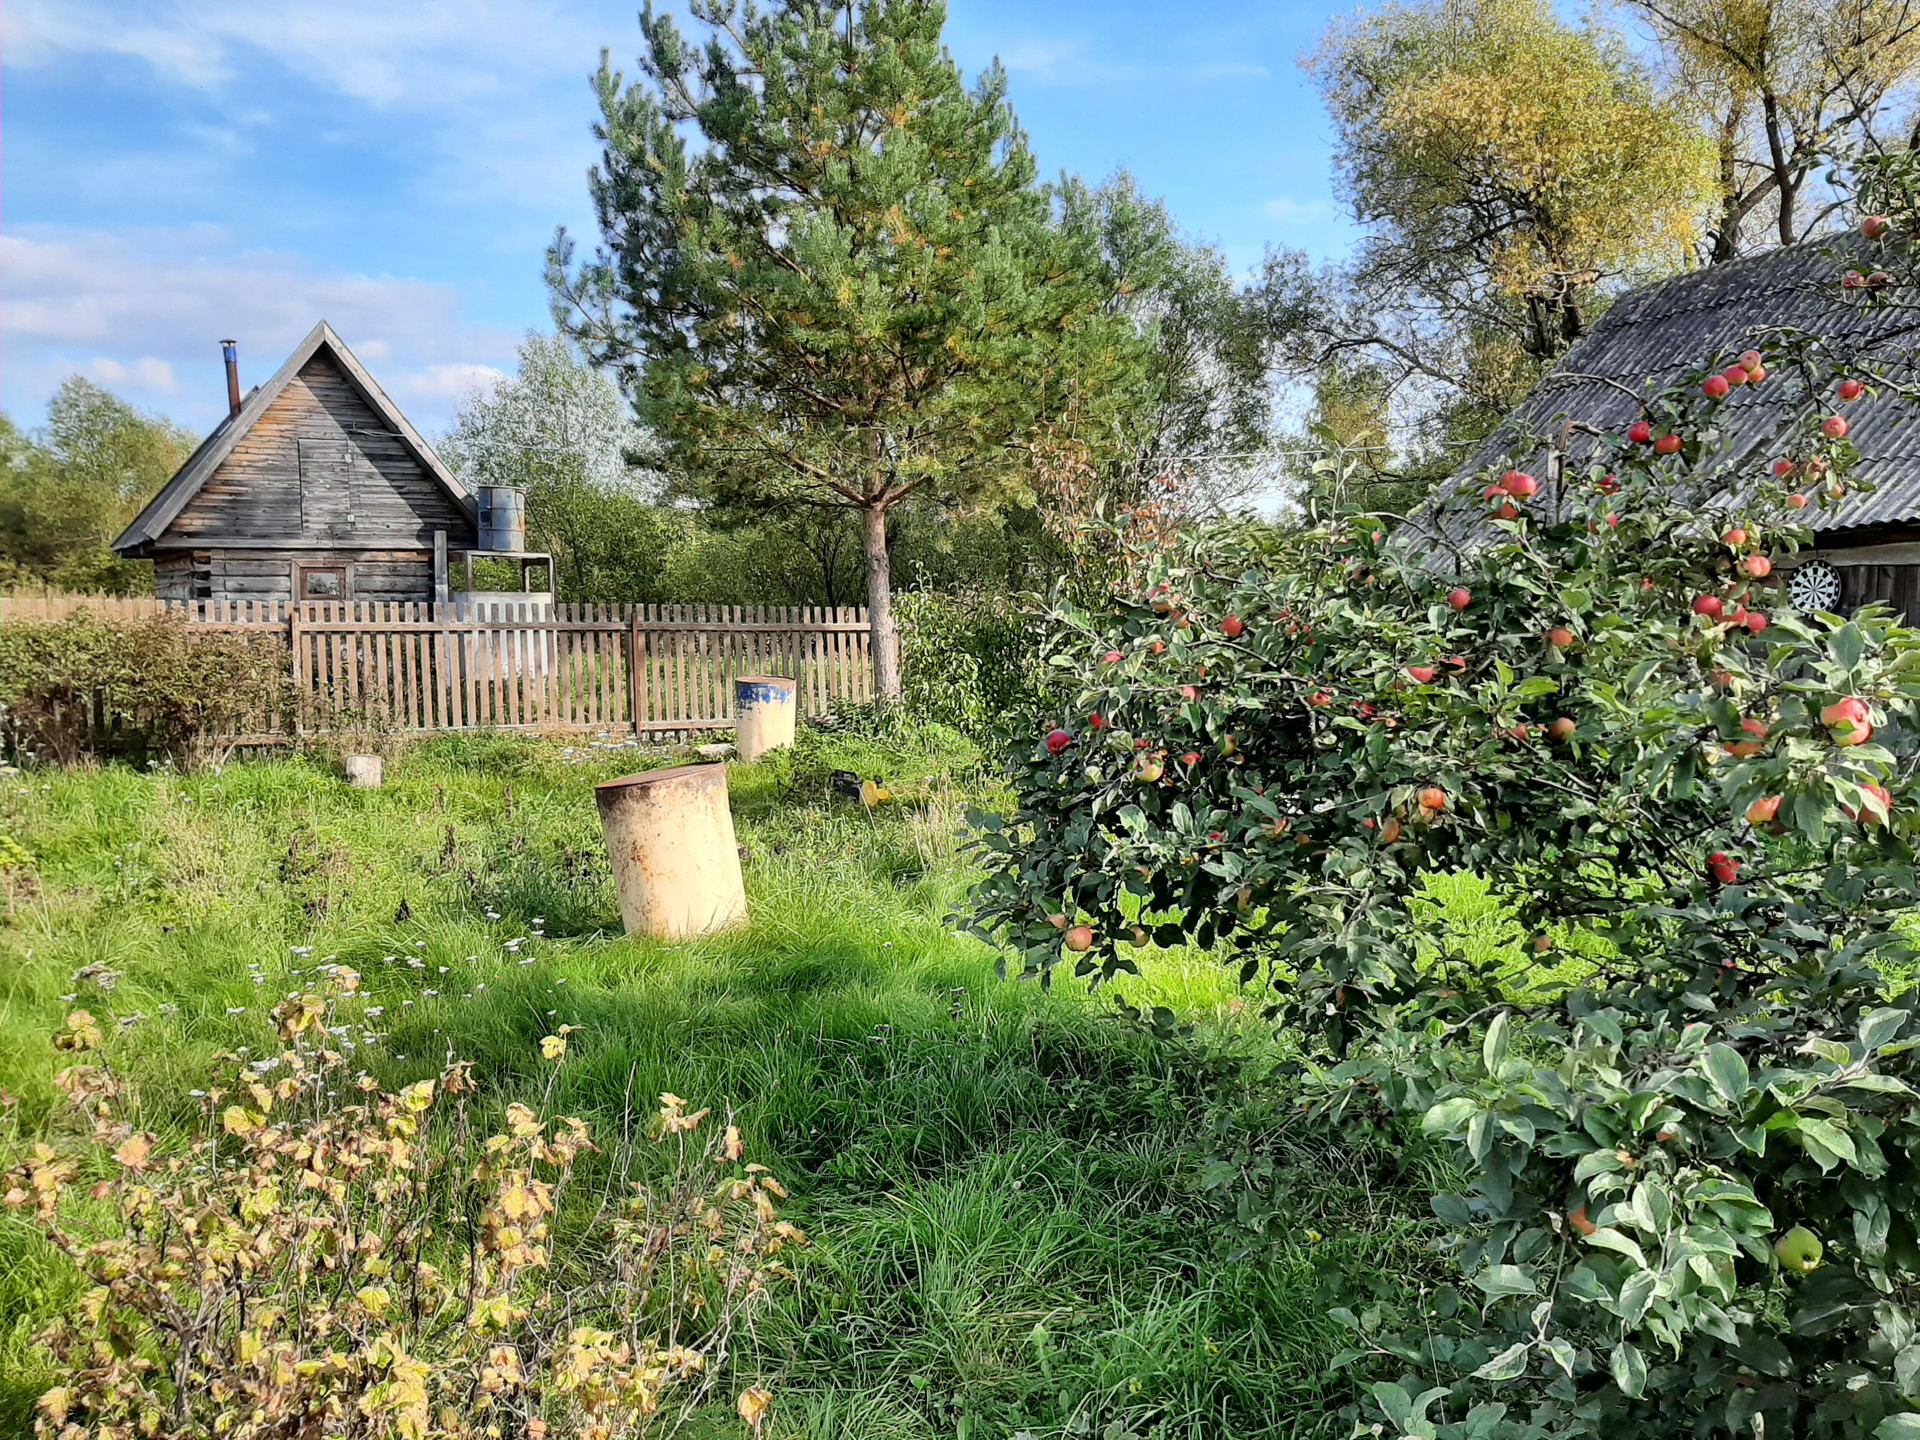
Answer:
[0,727,1438,1439]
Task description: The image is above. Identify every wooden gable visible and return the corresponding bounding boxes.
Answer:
[166,351,470,547]
[113,321,478,560]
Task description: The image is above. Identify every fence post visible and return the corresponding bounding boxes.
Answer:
[288,607,304,736]
[628,608,646,737]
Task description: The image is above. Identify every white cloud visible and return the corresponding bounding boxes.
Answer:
[393,363,511,405]
[994,34,1269,86]
[1260,196,1334,221]
[78,357,178,391]
[3,0,619,213]
[3,0,604,109]
[1,225,519,431]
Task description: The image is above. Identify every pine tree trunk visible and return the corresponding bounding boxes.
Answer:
[863,504,901,698]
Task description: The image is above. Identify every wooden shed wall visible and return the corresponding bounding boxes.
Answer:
[162,352,473,548]
[1837,563,1920,621]
[156,549,435,604]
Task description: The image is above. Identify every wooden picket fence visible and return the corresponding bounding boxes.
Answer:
[1,594,875,739]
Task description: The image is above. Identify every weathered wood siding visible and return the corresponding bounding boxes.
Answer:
[154,548,434,603]
[1838,563,1920,622]
[164,352,473,550]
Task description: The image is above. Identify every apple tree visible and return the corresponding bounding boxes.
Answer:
[966,183,1920,1437]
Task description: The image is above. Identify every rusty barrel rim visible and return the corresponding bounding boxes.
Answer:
[594,763,729,797]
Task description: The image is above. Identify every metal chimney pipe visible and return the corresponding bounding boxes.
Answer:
[222,340,241,416]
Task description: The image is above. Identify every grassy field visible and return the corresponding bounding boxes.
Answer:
[0,723,1444,1439]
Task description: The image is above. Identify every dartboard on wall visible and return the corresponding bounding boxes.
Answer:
[1787,560,1843,613]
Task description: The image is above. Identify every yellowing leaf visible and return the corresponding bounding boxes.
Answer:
[737,1386,773,1430]
[113,1132,155,1170]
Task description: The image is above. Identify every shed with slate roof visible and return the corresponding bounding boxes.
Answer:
[1433,239,1920,617]
[112,322,480,605]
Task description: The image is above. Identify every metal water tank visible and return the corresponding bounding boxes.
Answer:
[478,485,527,553]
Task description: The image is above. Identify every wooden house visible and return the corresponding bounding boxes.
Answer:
[113,322,480,604]
[1434,239,1920,618]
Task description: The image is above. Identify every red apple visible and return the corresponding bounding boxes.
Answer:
[1744,555,1773,577]
[1088,713,1105,728]
[1407,666,1437,684]
[1707,851,1739,885]
[1221,614,1244,638]
[1509,723,1529,741]
[1063,925,1094,952]
[1772,458,1796,477]
[1547,626,1575,648]
[1702,374,1730,400]
[1869,271,1891,288]
[1722,365,1749,386]
[1863,215,1892,240]
[1180,751,1202,765]
[1147,639,1166,654]
[1692,595,1724,618]
[1859,782,1892,823]
[1417,786,1447,811]
[1380,816,1402,843]
[1823,415,1849,439]
[1723,528,1748,546]
[1786,493,1809,508]
[1495,502,1519,520]
[1745,611,1767,632]
[1448,655,1467,670]
[1045,728,1073,755]
[1821,696,1869,728]
[1845,270,1866,288]
[1101,650,1124,664]
[1548,717,1577,741]
[1135,757,1164,782]
[1655,433,1683,455]
[1823,696,1873,746]
[1180,685,1199,701]
[1628,420,1653,444]
[1740,349,1763,373]
[1728,717,1767,757]
[1448,587,1471,610]
[1483,483,1509,501]
[1746,795,1782,825]
[1838,379,1864,401]
[1506,472,1539,498]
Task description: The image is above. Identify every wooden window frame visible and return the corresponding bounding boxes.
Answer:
[296,564,351,601]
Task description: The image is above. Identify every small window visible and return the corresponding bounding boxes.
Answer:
[301,568,346,599]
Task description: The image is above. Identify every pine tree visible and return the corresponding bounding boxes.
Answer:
[549,0,1133,695]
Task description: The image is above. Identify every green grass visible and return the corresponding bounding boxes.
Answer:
[0,726,1433,1439]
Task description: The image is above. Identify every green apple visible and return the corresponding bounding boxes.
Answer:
[1774,1225,1823,1274]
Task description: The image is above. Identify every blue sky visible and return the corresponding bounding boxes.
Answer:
[2,0,1361,439]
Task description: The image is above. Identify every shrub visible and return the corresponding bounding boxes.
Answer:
[896,590,1046,739]
[965,251,1920,1432]
[0,613,290,764]
[6,970,797,1439]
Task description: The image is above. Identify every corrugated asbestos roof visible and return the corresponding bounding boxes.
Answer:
[1432,239,1920,540]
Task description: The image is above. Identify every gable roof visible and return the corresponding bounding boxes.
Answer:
[1431,239,1920,543]
[112,321,475,556]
